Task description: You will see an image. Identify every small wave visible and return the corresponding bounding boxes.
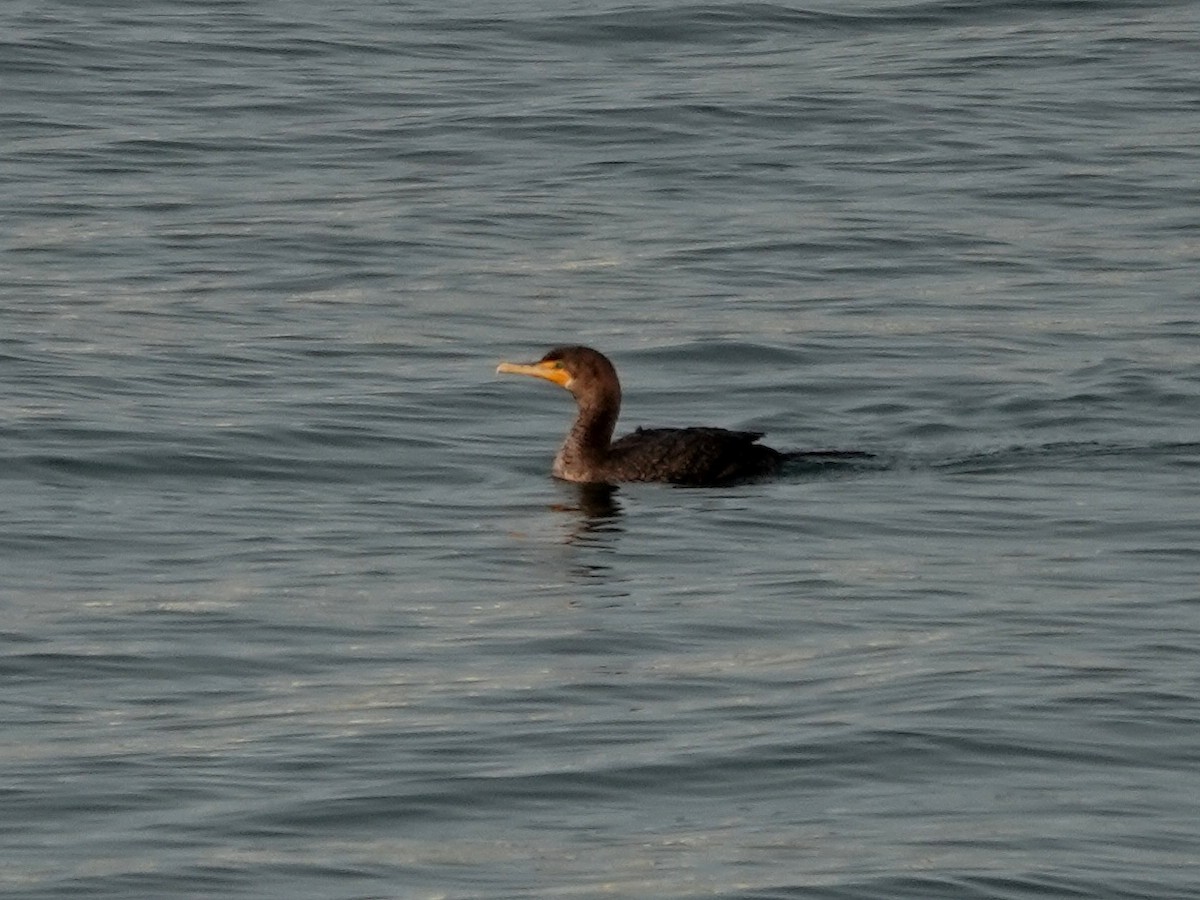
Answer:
[779,439,1200,481]
[504,4,862,47]
[501,0,1156,48]
[784,449,887,478]
[933,439,1200,475]
[2,448,425,485]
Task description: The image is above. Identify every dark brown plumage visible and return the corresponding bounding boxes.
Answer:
[496,346,785,485]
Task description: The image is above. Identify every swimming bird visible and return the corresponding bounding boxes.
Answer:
[496,345,792,486]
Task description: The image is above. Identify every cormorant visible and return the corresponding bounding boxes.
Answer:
[496,345,790,486]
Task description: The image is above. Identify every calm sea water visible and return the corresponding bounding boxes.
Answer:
[4,1,1200,897]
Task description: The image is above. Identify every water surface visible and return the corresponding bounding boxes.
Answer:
[3,1,1199,897]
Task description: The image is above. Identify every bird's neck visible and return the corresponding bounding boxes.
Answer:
[556,388,620,474]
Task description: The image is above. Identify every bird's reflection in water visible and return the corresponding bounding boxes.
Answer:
[550,482,625,550]
[574,483,624,520]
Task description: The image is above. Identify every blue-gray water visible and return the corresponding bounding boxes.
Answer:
[4,1,1200,897]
